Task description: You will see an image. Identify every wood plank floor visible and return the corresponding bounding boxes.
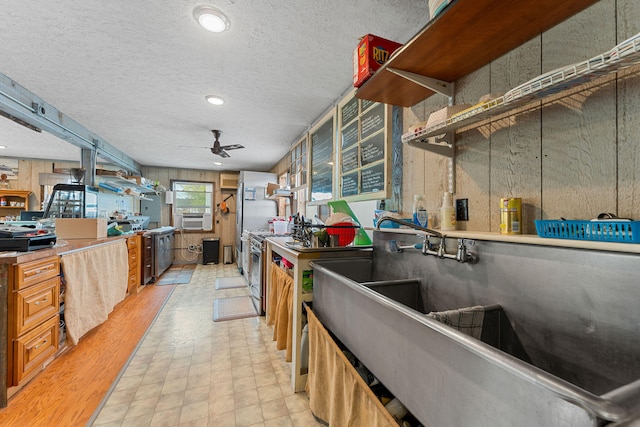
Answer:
[0,283,175,427]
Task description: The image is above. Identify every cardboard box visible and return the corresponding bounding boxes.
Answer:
[426,104,472,128]
[353,34,402,88]
[266,183,280,197]
[124,175,142,185]
[55,218,108,239]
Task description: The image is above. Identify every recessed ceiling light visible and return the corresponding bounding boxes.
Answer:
[205,95,226,105]
[193,6,230,33]
[0,146,6,149]
[214,161,223,166]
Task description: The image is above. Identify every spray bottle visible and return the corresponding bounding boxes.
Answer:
[440,192,456,231]
[412,194,428,227]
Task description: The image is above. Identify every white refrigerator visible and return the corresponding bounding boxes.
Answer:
[236,171,277,276]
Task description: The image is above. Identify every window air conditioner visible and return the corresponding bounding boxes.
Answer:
[173,213,212,231]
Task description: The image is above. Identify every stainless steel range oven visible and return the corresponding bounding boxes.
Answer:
[249,233,266,315]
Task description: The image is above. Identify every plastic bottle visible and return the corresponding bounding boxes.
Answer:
[412,194,428,227]
[441,192,456,231]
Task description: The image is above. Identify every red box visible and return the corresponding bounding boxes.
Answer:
[353,34,402,88]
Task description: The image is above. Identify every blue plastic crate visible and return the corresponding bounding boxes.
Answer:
[535,219,640,243]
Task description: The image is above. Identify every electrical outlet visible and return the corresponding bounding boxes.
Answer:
[456,198,469,221]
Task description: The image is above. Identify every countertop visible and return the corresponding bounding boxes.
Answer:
[368,227,640,254]
[0,233,139,264]
[265,236,373,259]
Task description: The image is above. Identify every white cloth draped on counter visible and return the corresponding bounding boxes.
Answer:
[61,240,129,345]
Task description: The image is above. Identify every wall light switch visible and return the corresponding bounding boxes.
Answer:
[456,198,468,221]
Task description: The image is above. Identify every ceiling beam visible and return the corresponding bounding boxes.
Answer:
[0,72,141,174]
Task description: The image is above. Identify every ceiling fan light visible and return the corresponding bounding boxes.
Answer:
[214,161,223,166]
[205,95,225,105]
[194,6,230,33]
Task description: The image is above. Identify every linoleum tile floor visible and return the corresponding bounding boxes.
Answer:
[91,264,323,427]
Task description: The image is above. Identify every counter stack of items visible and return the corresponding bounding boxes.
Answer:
[0,226,56,251]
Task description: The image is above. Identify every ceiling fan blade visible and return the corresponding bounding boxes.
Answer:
[219,150,230,158]
[220,144,244,151]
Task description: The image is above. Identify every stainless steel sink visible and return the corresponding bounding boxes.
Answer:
[311,257,640,426]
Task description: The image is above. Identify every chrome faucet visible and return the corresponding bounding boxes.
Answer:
[376,216,477,264]
[424,236,477,263]
[456,240,477,263]
[375,216,443,238]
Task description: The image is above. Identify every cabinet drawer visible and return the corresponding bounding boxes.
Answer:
[13,314,59,384]
[128,272,138,289]
[14,276,60,336]
[128,249,139,267]
[127,236,138,250]
[15,256,60,290]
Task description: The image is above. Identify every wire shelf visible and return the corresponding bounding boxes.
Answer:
[403,32,640,145]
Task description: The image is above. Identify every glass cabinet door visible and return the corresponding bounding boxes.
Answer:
[43,184,98,218]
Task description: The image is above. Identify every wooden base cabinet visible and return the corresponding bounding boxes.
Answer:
[13,315,59,384]
[126,235,142,294]
[8,255,60,388]
[142,234,153,285]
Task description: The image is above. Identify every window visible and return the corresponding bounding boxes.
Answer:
[172,181,213,214]
[290,136,307,188]
[309,110,335,202]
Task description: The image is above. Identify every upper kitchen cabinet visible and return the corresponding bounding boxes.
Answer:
[355,0,601,107]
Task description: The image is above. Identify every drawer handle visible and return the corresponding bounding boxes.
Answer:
[32,266,53,275]
[34,296,49,305]
[33,339,48,350]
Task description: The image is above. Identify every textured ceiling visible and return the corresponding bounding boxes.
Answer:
[0,1,428,172]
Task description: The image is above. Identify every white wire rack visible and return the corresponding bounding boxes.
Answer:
[403,32,640,145]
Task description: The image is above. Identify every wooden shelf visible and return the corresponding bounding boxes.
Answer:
[355,0,600,107]
[0,190,31,218]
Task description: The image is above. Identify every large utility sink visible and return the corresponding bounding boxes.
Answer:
[311,256,640,426]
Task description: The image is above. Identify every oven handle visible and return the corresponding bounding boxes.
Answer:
[249,283,260,299]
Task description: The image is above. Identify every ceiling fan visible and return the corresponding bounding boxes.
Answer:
[209,129,244,158]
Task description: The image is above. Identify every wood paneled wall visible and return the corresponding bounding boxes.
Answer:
[403,0,640,234]
[141,166,236,264]
[14,159,79,208]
